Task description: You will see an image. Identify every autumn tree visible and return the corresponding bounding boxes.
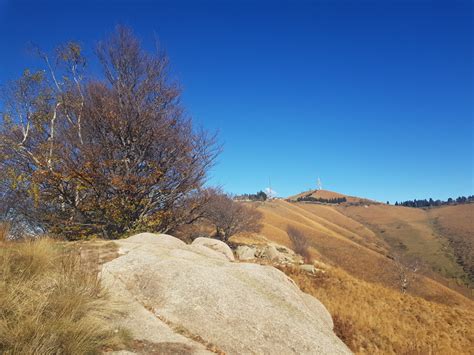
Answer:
[0,27,219,239]
[203,189,262,241]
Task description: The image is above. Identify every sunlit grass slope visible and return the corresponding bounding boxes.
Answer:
[429,204,474,285]
[281,265,474,354]
[339,204,467,283]
[256,200,472,306]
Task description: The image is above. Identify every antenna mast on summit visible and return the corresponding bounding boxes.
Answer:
[317,177,322,190]
[268,177,272,200]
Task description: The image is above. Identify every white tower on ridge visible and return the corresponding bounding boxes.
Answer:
[317,177,322,191]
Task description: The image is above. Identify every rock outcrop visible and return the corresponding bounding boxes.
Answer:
[235,242,304,264]
[235,245,256,261]
[191,237,235,261]
[102,233,351,354]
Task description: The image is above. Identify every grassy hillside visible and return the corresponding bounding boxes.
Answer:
[240,199,474,352]
[429,204,474,285]
[253,199,472,305]
[339,204,470,286]
[281,265,474,354]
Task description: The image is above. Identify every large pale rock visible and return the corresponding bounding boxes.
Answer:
[102,267,212,355]
[237,242,302,264]
[235,245,256,260]
[261,244,280,261]
[191,237,235,261]
[102,233,351,355]
[121,232,187,249]
[300,264,316,274]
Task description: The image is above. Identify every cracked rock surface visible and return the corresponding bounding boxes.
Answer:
[102,233,351,355]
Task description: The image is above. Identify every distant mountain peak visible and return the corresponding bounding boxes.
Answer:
[288,189,376,205]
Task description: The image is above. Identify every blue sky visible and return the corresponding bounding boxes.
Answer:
[0,0,472,202]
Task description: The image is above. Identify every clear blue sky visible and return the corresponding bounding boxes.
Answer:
[1,0,472,202]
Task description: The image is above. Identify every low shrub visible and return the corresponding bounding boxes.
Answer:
[286,226,311,263]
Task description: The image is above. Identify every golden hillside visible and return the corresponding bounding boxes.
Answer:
[251,199,472,305]
[281,265,474,354]
[289,189,376,205]
[429,204,474,284]
[236,198,474,353]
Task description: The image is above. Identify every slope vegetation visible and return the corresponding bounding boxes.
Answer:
[282,266,474,354]
[429,204,474,284]
[244,198,474,353]
[254,199,472,305]
[339,203,473,289]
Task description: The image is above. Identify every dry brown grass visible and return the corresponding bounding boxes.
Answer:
[280,265,474,354]
[339,204,469,285]
[429,204,474,286]
[256,200,472,306]
[0,238,130,354]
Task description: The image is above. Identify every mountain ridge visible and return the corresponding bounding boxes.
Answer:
[288,189,377,205]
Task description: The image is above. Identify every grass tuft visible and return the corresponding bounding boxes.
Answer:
[0,238,130,354]
[0,222,10,242]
